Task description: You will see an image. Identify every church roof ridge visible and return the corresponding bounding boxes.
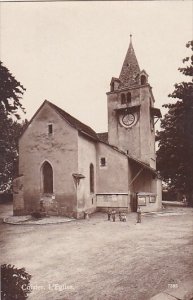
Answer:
[19,100,99,141]
[19,101,157,175]
[46,100,99,141]
[119,36,140,88]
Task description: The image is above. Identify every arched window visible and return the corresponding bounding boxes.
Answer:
[141,75,146,85]
[90,163,94,193]
[126,92,131,103]
[121,93,126,104]
[42,161,53,193]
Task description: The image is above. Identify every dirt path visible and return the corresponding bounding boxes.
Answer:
[0,206,193,300]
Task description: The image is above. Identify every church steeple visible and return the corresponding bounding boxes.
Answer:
[107,36,160,168]
[119,35,140,88]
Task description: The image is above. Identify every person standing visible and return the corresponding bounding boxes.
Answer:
[137,206,141,223]
[107,209,111,221]
[111,210,116,222]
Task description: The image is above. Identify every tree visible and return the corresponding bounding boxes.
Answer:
[0,61,25,119]
[0,62,27,193]
[1,264,32,300]
[156,40,193,206]
[0,109,28,192]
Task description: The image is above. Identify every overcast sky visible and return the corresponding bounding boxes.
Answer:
[0,1,192,132]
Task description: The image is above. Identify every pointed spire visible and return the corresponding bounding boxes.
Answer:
[119,35,140,88]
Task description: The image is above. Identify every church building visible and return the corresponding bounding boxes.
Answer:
[13,37,162,218]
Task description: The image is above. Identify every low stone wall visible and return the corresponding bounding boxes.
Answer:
[162,201,186,207]
[13,176,25,216]
[0,193,13,203]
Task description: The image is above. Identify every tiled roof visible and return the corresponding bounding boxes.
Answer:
[47,101,99,141]
[20,100,157,175]
[97,132,108,143]
[119,40,140,88]
[98,138,157,174]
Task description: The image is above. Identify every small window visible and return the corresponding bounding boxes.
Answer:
[121,93,126,104]
[126,92,131,103]
[110,82,114,92]
[100,157,106,167]
[48,124,53,134]
[141,75,146,85]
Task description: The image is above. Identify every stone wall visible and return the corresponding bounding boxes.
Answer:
[13,175,25,215]
[18,102,78,217]
[96,142,129,194]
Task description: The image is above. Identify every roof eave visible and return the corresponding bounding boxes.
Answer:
[98,140,157,174]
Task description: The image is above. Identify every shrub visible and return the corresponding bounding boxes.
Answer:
[1,264,32,300]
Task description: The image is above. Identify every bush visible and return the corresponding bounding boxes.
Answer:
[1,264,32,300]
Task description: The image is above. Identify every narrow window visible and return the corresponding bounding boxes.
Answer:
[90,163,94,193]
[42,161,53,193]
[126,92,131,103]
[48,124,53,134]
[110,82,114,92]
[141,75,146,85]
[100,157,106,167]
[121,93,126,104]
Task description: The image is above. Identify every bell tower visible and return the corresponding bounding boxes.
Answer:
[107,36,161,168]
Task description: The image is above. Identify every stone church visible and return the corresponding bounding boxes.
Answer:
[13,37,162,218]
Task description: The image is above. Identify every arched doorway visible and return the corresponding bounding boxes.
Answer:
[42,161,53,194]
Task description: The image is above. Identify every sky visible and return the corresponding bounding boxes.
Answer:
[0,1,192,133]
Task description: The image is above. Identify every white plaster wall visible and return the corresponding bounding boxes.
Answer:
[107,86,156,169]
[77,134,97,215]
[19,102,78,216]
[139,86,156,168]
[96,143,129,194]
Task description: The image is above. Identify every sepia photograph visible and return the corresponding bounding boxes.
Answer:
[0,1,193,299]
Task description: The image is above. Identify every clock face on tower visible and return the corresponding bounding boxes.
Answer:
[119,113,137,128]
[122,113,135,126]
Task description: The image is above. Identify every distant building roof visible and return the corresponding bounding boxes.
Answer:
[97,132,108,143]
